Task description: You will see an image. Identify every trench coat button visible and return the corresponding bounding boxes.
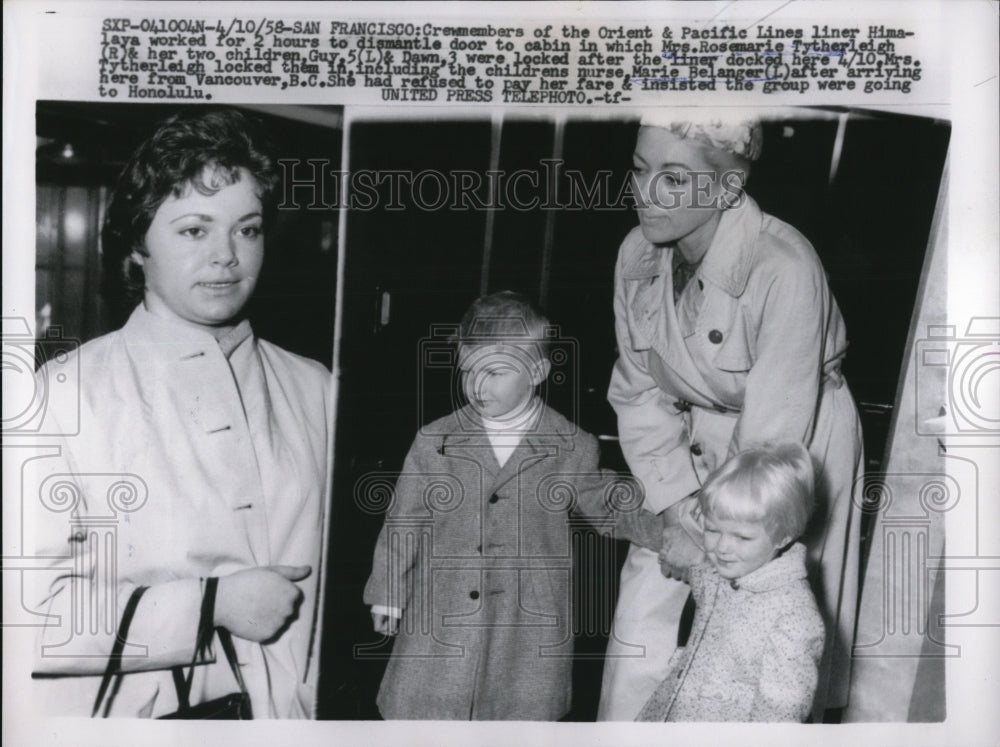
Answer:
[469,590,480,600]
[673,400,692,413]
[489,494,499,504]
[690,443,703,456]
[708,329,723,344]
[476,545,482,553]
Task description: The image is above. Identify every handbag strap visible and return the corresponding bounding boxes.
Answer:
[172,577,250,709]
[216,627,249,695]
[93,578,250,718]
[172,576,220,709]
[92,585,149,718]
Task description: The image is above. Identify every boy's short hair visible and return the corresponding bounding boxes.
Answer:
[699,442,815,545]
[457,291,551,363]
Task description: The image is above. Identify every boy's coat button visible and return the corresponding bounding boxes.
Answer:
[469,590,480,600]
[708,329,723,344]
[489,494,499,504]
[690,443,703,456]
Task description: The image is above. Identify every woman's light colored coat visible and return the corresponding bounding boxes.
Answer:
[600,195,863,719]
[28,307,330,718]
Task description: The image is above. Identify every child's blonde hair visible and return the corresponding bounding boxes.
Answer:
[457,291,551,363]
[699,442,815,545]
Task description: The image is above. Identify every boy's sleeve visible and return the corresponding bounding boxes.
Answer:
[565,431,665,552]
[363,436,434,613]
[751,607,825,722]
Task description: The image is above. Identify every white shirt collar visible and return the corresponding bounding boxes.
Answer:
[479,397,543,434]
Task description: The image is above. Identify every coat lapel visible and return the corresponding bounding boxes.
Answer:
[486,408,573,496]
[623,244,721,408]
[698,195,764,299]
[439,406,572,498]
[622,198,766,411]
[437,412,501,494]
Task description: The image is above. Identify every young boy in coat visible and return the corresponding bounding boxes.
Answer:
[364,291,664,720]
[637,442,826,722]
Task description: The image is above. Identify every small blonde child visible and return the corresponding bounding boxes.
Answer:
[637,442,825,722]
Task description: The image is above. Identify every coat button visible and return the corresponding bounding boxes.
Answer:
[469,590,480,600]
[476,545,482,553]
[708,329,723,344]
[489,494,499,504]
[690,443,703,456]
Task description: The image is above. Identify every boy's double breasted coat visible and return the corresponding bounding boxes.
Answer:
[364,404,654,720]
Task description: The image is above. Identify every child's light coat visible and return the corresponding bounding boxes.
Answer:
[637,543,825,722]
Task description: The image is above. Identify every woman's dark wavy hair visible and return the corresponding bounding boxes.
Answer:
[101,107,279,307]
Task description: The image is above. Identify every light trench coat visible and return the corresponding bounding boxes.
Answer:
[28,307,331,718]
[599,196,863,720]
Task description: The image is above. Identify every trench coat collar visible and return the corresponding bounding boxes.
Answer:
[121,304,255,360]
[621,195,764,298]
[728,542,809,593]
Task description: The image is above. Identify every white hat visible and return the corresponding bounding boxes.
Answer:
[640,111,764,161]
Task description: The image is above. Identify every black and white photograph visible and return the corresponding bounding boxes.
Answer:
[3,2,998,746]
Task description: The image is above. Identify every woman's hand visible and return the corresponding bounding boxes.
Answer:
[658,524,705,582]
[214,565,312,643]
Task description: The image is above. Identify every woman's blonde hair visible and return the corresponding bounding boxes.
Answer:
[699,442,815,545]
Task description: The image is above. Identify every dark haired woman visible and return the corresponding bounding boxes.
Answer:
[30,108,330,718]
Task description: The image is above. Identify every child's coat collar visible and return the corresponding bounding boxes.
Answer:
[724,542,809,593]
[437,404,577,455]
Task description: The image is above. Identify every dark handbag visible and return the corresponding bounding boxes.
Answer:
[93,578,253,719]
